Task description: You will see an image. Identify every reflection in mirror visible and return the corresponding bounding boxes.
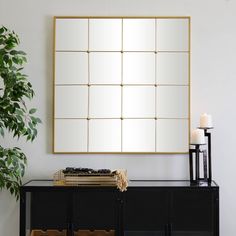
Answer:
[123,53,155,84]
[123,19,155,51]
[89,119,121,152]
[89,86,121,118]
[156,53,189,85]
[123,86,155,118]
[156,19,189,51]
[56,19,88,51]
[55,119,87,152]
[156,119,188,152]
[55,86,88,118]
[90,52,122,84]
[156,86,188,118]
[55,52,88,84]
[89,19,122,51]
[123,119,156,152]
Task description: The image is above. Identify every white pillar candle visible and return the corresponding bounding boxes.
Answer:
[200,113,213,128]
[191,129,205,144]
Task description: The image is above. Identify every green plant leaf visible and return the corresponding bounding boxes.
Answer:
[9,50,18,55]
[0,27,5,34]
[0,26,41,199]
[36,118,42,123]
[0,127,4,137]
[18,51,26,55]
[29,108,37,114]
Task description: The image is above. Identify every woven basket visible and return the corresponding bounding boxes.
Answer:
[30,230,115,236]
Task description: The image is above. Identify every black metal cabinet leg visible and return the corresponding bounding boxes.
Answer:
[20,189,26,236]
[67,222,74,236]
[116,192,123,236]
[168,223,172,236]
[214,190,220,236]
[165,224,168,236]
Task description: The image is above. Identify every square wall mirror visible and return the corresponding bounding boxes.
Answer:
[53,16,190,154]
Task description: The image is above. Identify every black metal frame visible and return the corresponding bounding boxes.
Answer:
[19,189,26,236]
[19,180,219,236]
[189,128,213,183]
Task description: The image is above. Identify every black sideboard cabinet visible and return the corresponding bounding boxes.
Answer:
[20,180,219,236]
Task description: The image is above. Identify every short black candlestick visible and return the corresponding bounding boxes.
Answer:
[189,144,205,182]
[189,127,213,184]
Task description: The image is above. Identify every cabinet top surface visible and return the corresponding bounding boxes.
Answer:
[22,180,218,189]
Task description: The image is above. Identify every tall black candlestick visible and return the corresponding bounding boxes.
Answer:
[204,129,212,182]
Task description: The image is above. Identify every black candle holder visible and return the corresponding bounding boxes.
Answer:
[189,144,206,183]
[198,127,213,182]
[189,127,213,183]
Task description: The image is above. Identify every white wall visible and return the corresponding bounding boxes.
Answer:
[0,0,235,235]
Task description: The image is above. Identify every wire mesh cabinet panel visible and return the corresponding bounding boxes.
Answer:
[170,188,219,236]
[123,188,169,236]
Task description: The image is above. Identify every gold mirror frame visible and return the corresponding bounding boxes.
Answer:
[53,16,191,154]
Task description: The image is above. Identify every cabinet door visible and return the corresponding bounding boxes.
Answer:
[31,191,69,235]
[170,189,217,236]
[124,188,168,236]
[73,189,118,235]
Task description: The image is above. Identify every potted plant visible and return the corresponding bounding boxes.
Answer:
[0,26,41,199]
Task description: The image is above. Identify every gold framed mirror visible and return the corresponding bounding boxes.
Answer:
[53,16,191,154]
